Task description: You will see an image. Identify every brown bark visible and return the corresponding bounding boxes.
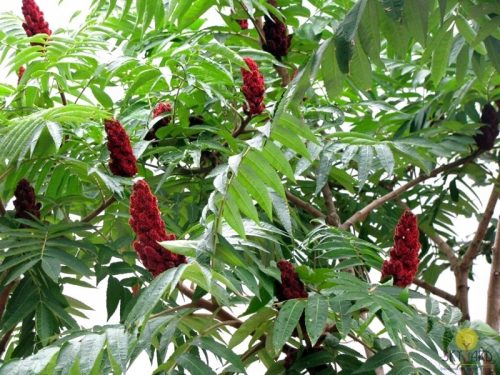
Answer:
[483,216,500,375]
[486,216,500,331]
[455,181,499,321]
[81,196,116,222]
[341,152,479,230]
[177,283,242,328]
[413,278,458,305]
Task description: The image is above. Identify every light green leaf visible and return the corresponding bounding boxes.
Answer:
[106,327,129,373]
[374,143,394,176]
[357,145,373,188]
[79,333,106,375]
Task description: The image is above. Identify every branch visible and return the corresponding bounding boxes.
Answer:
[232,114,252,138]
[460,179,499,269]
[285,191,325,220]
[321,183,340,227]
[341,152,480,230]
[177,283,242,328]
[81,196,116,223]
[238,2,266,45]
[275,65,290,87]
[149,302,196,319]
[484,216,500,375]
[241,341,265,362]
[486,216,500,331]
[413,278,458,305]
[427,232,459,269]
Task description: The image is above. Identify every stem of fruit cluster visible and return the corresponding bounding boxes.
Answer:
[232,114,252,138]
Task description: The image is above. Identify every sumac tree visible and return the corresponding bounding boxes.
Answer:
[0,0,499,374]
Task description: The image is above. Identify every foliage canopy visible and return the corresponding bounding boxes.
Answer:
[0,0,499,374]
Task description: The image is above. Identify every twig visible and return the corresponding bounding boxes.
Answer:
[285,191,325,220]
[177,283,242,328]
[232,114,252,138]
[149,302,196,319]
[341,152,480,230]
[241,341,265,362]
[321,183,340,227]
[238,2,266,45]
[81,196,117,223]
[201,320,242,335]
[275,65,290,87]
[427,232,459,269]
[0,199,5,216]
[412,278,458,305]
[58,88,68,106]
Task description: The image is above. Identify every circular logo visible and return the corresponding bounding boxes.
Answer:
[455,327,479,351]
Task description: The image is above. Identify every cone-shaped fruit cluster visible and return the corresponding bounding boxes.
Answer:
[474,104,499,151]
[145,102,172,141]
[129,180,187,276]
[263,0,290,60]
[13,179,41,220]
[276,260,308,301]
[238,19,248,30]
[21,0,52,38]
[18,66,26,84]
[381,210,421,287]
[104,118,138,177]
[241,57,265,116]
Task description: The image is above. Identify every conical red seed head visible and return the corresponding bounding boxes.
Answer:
[21,0,52,39]
[129,180,187,276]
[104,118,138,177]
[240,57,265,116]
[381,210,421,287]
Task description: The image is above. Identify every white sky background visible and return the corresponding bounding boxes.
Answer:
[0,1,498,374]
